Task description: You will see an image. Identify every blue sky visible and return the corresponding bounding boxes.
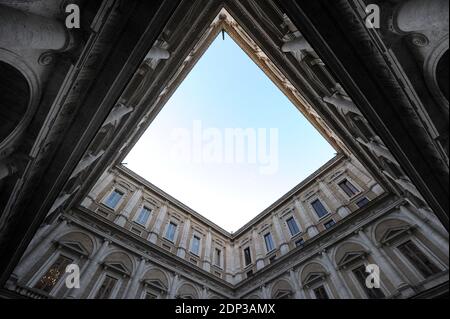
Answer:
[124,35,336,232]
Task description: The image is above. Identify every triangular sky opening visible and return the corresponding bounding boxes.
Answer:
[124,33,336,233]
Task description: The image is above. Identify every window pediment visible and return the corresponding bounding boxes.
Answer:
[57,240,89,257]
[102,261,130,277]
[142,279,168,293]
[380,226,414,245]
[303,272,328,288]
[337,251,368,269]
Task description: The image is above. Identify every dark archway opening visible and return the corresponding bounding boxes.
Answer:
[0,61,30,144]
[436,50,449,102]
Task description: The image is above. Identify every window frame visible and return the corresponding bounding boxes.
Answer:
[286,216,301,237]
[190,235,202,257]
[356,197,370,208]
[395,239,442,279]
[264,232,276,253]
[214,248,223,269]
[164,221,179,243]
[350,263,386,299]
[103,188,126,210]
[337,178,360,198]
[310,198,330,219]
[323,219,336,230]
[31,252,75,296]
[134,206,152,227]
[243,247,253,267]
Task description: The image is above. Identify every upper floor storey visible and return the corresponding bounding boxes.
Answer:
[79,154,384,284]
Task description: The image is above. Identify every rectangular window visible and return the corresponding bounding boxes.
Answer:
[324,220,336,230]
[136,207,152,225]
[313,286,329,299]
[215,249,222,267]
[356,197,370,208]
[191,235,201,256]
[94,275,118,299]
[287,217,300,236]
[352,265,385,299]
[397,241,440,278]
[244,247,252,266]
[34,256,73,293]
[264,233,275,252]
[105,190,124,209]
[311,199,329,218]
[295,238,305,248]
[338,179,359,197]
[165,222,178,242]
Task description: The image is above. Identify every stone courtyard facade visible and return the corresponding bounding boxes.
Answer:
[7,154,449,299]
[0,0,448,300]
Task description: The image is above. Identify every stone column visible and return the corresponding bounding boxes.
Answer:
[260,285,271,299]
[252,229,265,270]
[115,189,143,227]
[13,219,68,280]
[294,200,319,238]
[357,229,411,294]
[400,205,449,254]
[289,269,306,299]
[203,230,212,272]
[177,218,191,259]
[148,204,168,244]
[320,250,352,299]
[67,239,110,299]
[318,179,350,218]
[168,274,179,299]
[124,258,146,299]
[272,215,289,255]
[0,5,75,51]
[233,244,243,283]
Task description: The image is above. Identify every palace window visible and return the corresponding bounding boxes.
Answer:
[397,241,441,278]
[244,247,252,266]
[352,265,385,299]
[34,255,73,293]
[295,238,305,248]
[94,275,118,299]
[215,248,222,267]
[286,217,300,236]
[311,199,329,218]
[191,235,201,256]
[356,197,370,208]
[105,189,124,209]
[165,222,178,242]
[264,233,275,253]
[338,179,359,197]
[136,207,152,225]
[313,286,329,299]
[324,220,336,230]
